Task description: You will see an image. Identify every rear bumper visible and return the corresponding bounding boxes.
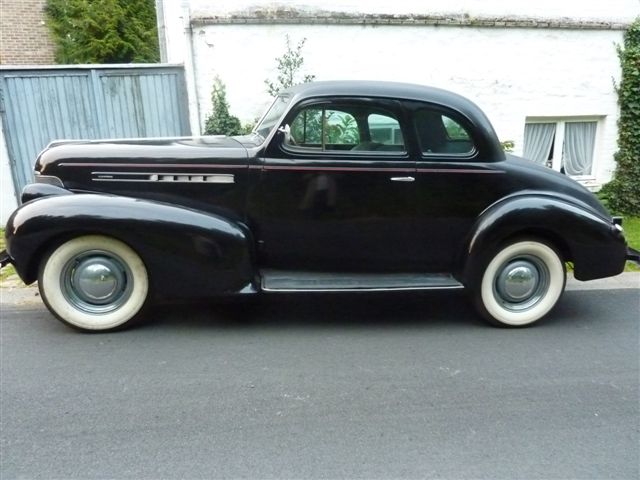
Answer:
[626,246,640,266]
[0,249,12,269]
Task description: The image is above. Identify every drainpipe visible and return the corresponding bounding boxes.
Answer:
[181,4,202,136]
[155,0,168,63]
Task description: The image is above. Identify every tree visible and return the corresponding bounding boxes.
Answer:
[45,0,160,64]
[203,77,245,136]
[600,18,640,215]
[265,35,315,97]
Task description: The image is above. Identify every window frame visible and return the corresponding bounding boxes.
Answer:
[524,116,603,180]
[406,101,480,161]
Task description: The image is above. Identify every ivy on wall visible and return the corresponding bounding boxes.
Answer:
[600,18,640,215]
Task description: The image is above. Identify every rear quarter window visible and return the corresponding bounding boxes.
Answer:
[416,109,475,155]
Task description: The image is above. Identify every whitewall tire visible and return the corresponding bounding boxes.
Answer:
[474,240,566,327]
[38,235,149,332]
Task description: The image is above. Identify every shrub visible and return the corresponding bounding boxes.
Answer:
[500,140,515,152]
[265,35,315,97]
[203,77,247,136]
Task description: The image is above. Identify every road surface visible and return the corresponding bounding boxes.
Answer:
[1,286,638,479]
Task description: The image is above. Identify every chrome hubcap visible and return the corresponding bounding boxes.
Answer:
[497,261,539,302]
[62,251,132,314]
[72,257,124,304]
[494,256,549,312]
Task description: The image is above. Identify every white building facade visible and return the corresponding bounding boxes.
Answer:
[157,0,637,191]
[0,0,635,223]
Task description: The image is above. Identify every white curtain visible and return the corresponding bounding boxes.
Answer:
[523,123,555,165]
[563,122,597,176]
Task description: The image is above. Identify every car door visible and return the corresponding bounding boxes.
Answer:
[247,97,420,273]
[408,101,510,272]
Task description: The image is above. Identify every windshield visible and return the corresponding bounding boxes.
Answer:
[255,95,291,139]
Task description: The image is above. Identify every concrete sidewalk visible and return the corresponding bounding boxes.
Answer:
[1,273,638,308]
[566,271,640,291]
[0,283,41,306]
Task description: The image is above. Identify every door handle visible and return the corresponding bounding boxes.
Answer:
[390,176,415,182]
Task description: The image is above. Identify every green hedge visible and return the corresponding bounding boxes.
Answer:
[599,18,640,215]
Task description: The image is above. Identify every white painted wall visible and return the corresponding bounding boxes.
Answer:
[158,0,639,185]
[186,22,625,184]
[0,115,18,224]
[157,0,202,134]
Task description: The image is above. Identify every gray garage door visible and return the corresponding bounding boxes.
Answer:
[0,65,190,197]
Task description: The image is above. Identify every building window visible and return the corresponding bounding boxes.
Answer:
[523,119,599,177]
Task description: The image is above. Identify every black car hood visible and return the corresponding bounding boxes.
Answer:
[36,135,248,174]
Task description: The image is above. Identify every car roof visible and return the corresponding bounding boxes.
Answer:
[280,81,505,161]
[282,80,477,112]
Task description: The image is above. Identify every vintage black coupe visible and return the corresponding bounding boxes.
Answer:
[1,81,637,331]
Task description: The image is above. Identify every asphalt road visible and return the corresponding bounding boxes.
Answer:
[1,288,638,479]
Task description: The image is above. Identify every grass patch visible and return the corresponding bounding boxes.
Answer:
[622,217,640,248]
[622,217,640,272]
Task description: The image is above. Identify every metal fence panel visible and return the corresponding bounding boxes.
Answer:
[0,65,190,197]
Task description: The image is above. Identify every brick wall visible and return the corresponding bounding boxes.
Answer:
[0,0,55,64]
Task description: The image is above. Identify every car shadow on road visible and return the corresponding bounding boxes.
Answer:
[142,290,491,332]
[134,288,617,333]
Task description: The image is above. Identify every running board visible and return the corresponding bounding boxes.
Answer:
[260,270,464,292]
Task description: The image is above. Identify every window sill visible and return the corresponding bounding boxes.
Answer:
[570,175,600,191]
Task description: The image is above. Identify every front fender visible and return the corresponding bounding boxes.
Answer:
[461,194,627,283]
[6,194,256,298]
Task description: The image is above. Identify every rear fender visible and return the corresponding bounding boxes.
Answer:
[460,194,627,283]
[6,194,256,298]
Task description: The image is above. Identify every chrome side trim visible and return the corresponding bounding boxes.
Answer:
[91,172,234,184]
[390,176,415,182]
[62,162,245,169]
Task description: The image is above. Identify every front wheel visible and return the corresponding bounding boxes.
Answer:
[38,235,149,332]
[473,240,566,327]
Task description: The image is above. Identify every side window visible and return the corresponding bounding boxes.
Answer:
[366,114,405,152]
[442,116,470,141]
[416,109,475,155]
[290,108,323,147]
[289,108,359,150]
[286,104,405,153]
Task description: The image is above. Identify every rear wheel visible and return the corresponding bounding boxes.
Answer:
[473,240,566,327]
[38,235,149,332]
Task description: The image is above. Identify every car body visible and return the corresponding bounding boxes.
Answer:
[1,81,637,331]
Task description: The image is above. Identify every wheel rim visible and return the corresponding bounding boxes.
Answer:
[493,255,549,312]
[61,250,134,314]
